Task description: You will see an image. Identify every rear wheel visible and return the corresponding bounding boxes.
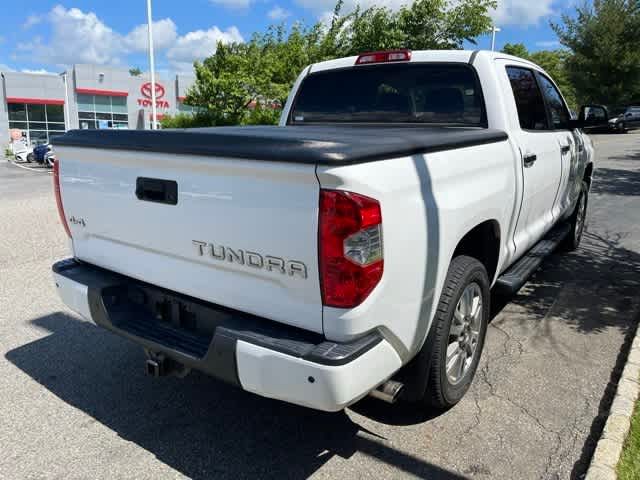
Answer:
[561,181,588,251]
[418,255,489,409]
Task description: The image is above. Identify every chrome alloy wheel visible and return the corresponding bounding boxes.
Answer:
[446,282,483,385]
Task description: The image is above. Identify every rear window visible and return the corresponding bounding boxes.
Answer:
[289,63,486,126]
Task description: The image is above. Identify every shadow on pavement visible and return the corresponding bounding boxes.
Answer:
[510,230,639,335]
[5,313,466,480]
[591,168,640,196]
[490,229,640,478]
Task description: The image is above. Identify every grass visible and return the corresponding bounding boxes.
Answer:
[617,396,640,479]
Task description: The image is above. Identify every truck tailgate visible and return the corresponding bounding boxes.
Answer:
[55,146,323,333]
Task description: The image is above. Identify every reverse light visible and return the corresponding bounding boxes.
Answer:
[319,190,383,308]
[53,159,72,238]
[355,49,412,65]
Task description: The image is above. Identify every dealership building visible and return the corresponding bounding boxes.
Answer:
[0,64,196,145]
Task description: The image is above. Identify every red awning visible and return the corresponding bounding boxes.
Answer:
[76,88,128,97]
[6,97,64,105]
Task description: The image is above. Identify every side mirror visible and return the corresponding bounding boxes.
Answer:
[570,105,609,129]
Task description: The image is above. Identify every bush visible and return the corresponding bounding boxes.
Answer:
[160,112,217,129]
[4,146,12,159]
[160,107,282,130]
[243,107,281,126]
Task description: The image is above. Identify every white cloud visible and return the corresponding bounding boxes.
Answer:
[268,6,292,20]
[209,0,251,9]
[490,0,555,26]
[14,5,241,73]
[124,18,178,51]
[535,40,561,48]
[21,68,57,75]
[301,0,556,27]
[23,14,42,29]
[167,26,243,71]
[17,5,123,65]
[0,64,14,72]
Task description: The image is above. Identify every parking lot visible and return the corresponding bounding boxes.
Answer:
[1,133,639,480]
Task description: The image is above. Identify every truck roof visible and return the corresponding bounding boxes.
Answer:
[309,50,541,74]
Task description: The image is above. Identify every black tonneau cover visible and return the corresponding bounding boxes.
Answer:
[52,125,508,166]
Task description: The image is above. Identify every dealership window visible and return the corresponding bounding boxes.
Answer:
[8,103,66,144]
[77,94,129,130]
[177,100,200,114]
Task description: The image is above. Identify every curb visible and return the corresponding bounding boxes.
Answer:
[585,323,640,480]
[7,159,53,174]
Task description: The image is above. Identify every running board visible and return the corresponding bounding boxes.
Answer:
[494,223,571,295]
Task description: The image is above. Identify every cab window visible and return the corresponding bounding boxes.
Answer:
[506,67,549,131]
[536,73,570,130]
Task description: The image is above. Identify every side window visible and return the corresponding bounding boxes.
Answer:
[506,67,548,131]
[536,73,570,129]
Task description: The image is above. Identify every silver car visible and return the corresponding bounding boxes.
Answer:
[609,106,640,132]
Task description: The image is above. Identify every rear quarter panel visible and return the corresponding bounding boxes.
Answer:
[317,140,516,359]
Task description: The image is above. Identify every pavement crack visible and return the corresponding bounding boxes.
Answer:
[492,323,525,358]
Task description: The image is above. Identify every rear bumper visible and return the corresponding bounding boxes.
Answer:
[52,259,402,411]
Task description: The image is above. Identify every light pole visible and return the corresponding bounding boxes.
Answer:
[60,72,71,131]
[146,0,157,129]
[491,26,501,51]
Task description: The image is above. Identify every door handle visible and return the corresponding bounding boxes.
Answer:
[523,154,537,168]
[560,145,571,154]
[136,177,178,205]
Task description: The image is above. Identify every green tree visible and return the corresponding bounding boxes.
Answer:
[502,42,529,58]
[552,0,640,107]
[397,0,497,50]
[187,42,261,125]
[129,67,142,77]
[160,112,217,129]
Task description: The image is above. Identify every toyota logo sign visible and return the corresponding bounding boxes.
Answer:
[137,82,170,109]
[141,82,165,99]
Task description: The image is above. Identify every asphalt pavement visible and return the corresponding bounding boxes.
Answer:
[0,133,639,480]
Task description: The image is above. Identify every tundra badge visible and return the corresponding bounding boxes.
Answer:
[192,240,307,279]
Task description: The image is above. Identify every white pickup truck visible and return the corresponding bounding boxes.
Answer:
[51,50,606,412]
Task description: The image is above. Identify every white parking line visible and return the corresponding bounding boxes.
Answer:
[7,160,53,174]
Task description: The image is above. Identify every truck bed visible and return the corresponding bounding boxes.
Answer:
[52,125,508,165]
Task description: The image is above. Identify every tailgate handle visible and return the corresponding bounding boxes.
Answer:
[135,177,178,205]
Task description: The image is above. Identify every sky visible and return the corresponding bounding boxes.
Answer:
[0,0,574,77]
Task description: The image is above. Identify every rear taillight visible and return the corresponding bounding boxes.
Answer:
[355,49,412,65]
[319,190,383,308]
[53,159,72,238]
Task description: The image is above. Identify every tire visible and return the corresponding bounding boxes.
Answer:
[618,122,626,133]
[419,255,490,409]
[26,153,34,163]
[561,181,588,252]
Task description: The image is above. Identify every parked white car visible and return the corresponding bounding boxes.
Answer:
[51,50,605,412]
[12,141,34,163]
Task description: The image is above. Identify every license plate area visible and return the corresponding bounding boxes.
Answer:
[101,283,234,358]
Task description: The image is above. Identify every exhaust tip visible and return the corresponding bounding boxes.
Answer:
[369,380,404,404]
